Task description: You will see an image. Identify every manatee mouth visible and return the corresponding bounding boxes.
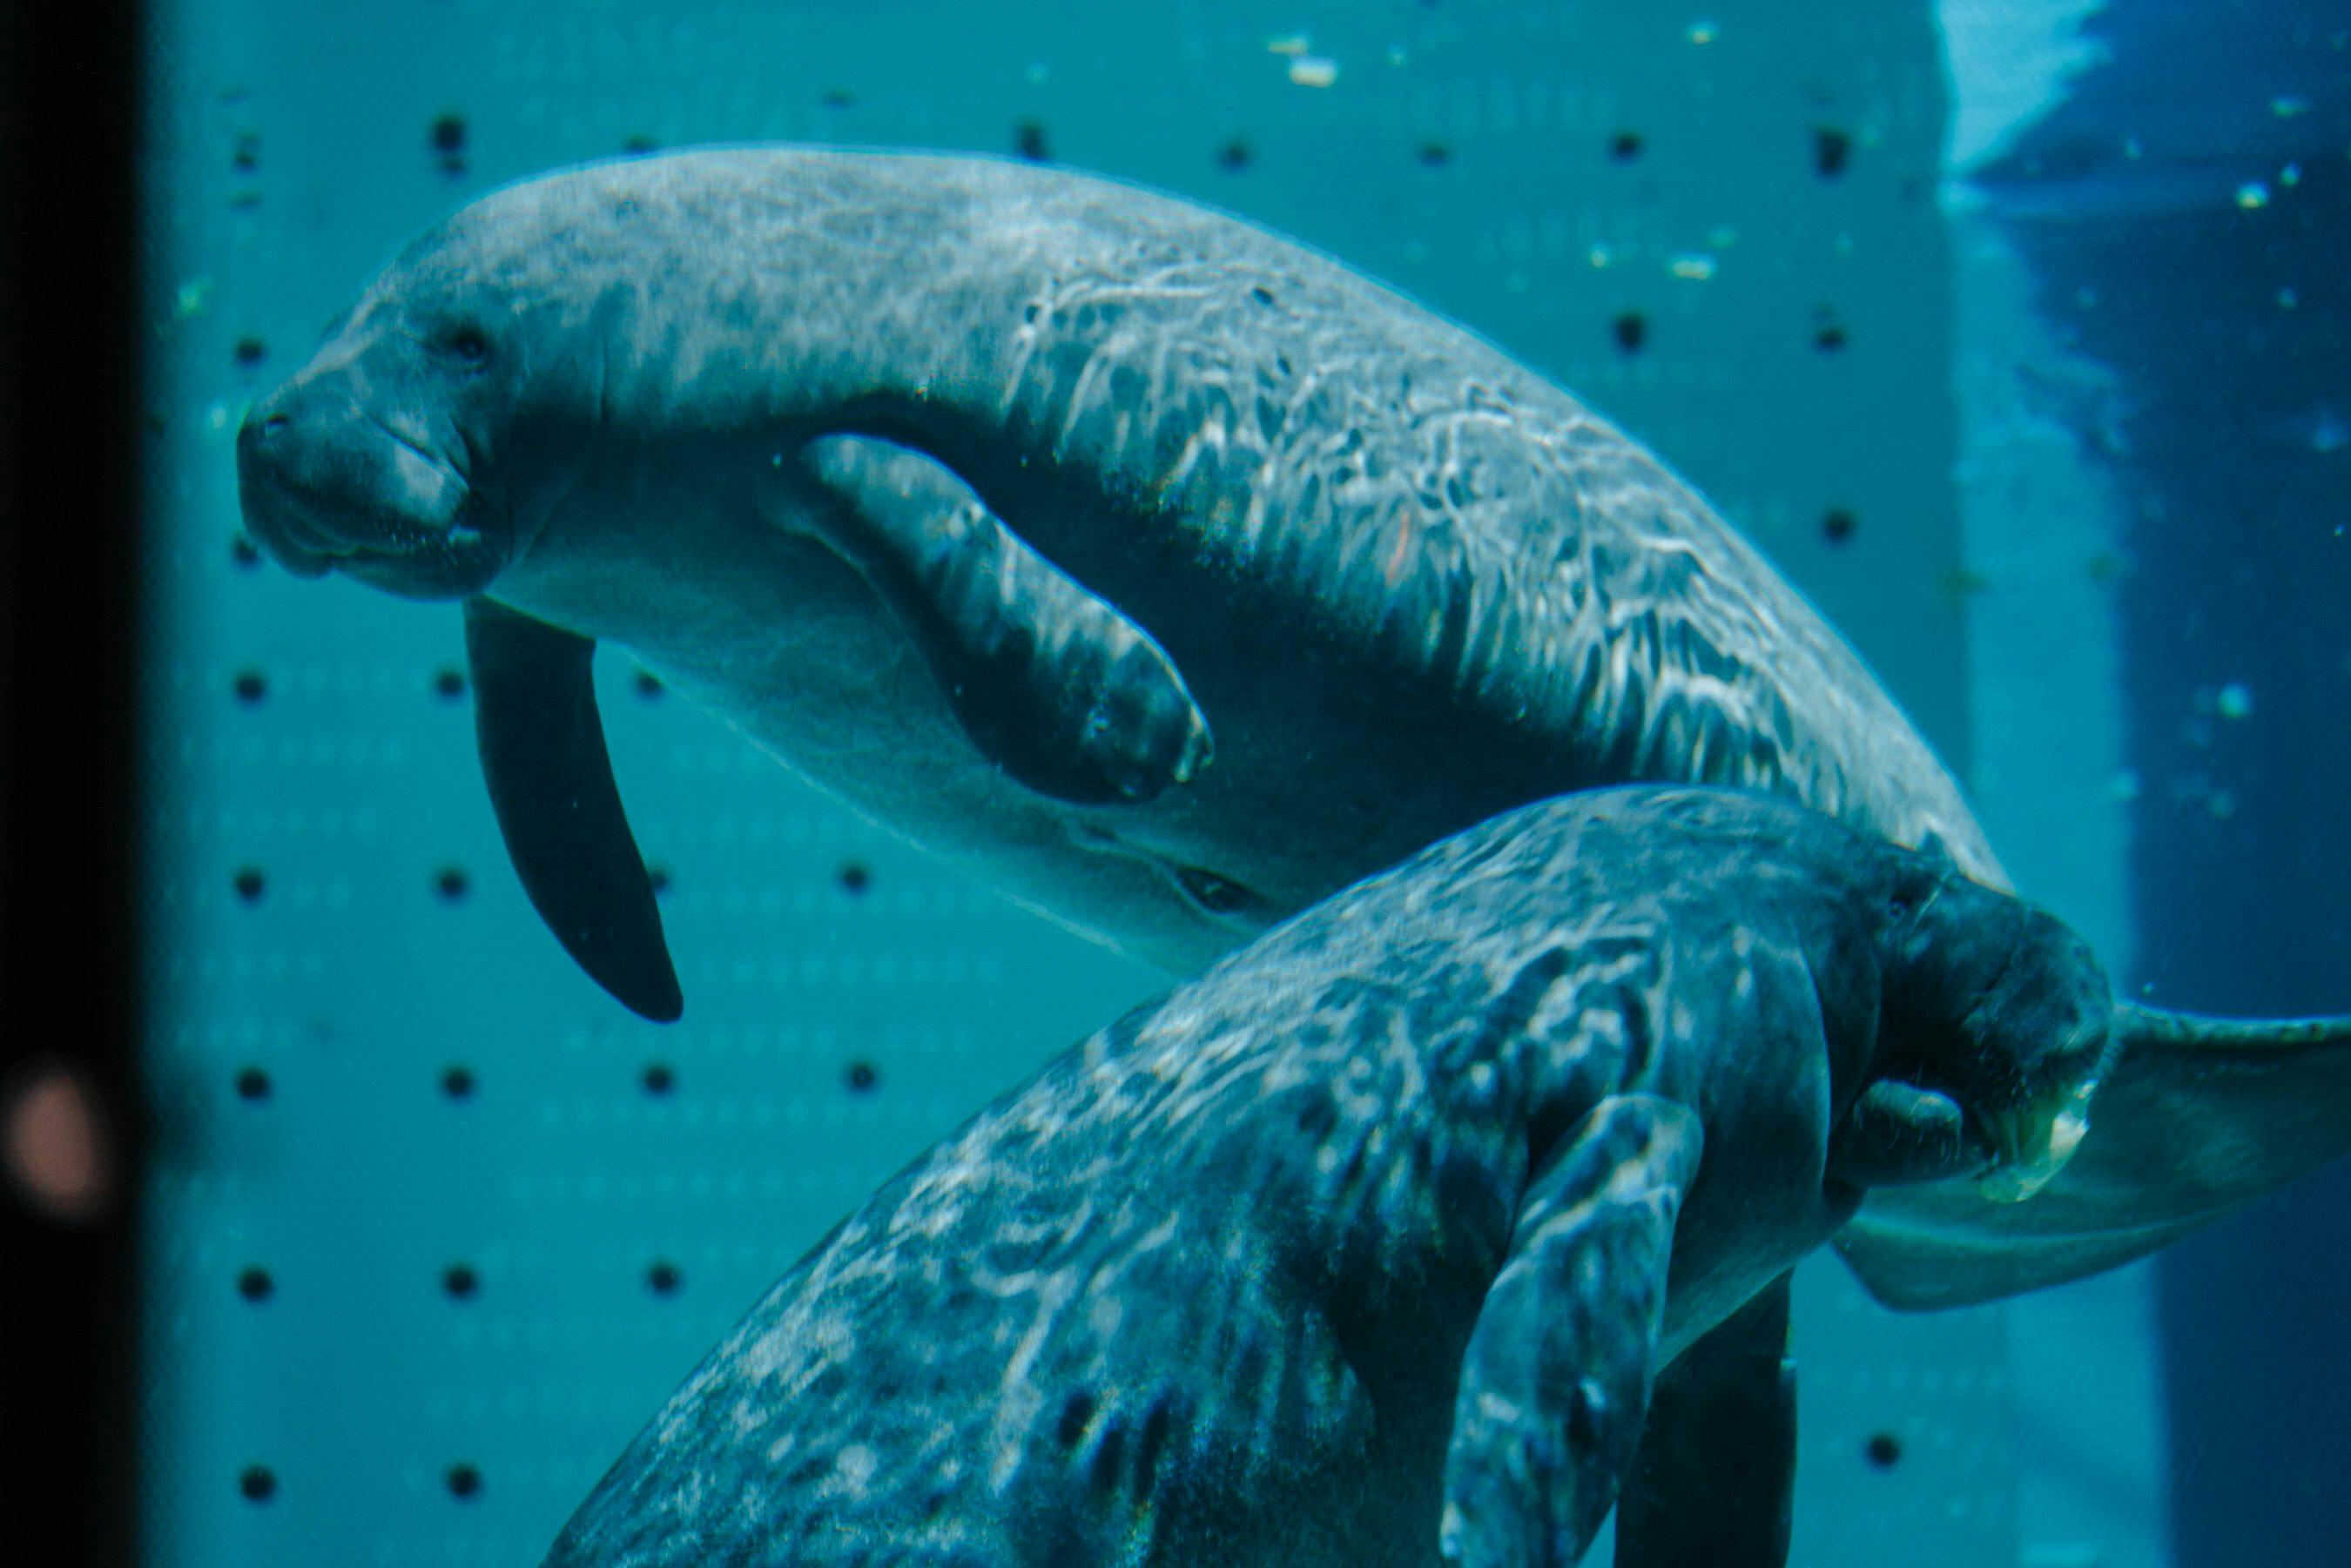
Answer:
[237,403,505,600]
[1976,1074,2100,1203]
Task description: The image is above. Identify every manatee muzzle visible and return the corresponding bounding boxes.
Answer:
[1961,919,2116,1204]
[236,391,499,599]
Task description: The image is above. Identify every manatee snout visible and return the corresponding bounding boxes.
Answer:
[1963,912,2115,1196]
[1967,913,2113,1091]
[238,370,498,600]
[1918,893,2125,1203]
[1881,888,2116,1201]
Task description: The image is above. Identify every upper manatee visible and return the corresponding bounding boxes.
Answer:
[234,145,2351,1307]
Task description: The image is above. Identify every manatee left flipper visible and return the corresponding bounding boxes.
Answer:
[1827,1080,1997,1189]
[463,597,683,1023]
[1616,1275,1795,1568]
[782,433,1213,805]
[1441,1094,1702,1568]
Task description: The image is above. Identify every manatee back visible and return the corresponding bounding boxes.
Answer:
[467,145,1998,889]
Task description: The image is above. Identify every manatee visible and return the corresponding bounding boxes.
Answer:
[538,787,2116,1568]
[232,145,2348,1311]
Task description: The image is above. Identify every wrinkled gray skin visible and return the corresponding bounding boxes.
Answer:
[233,145,2351,1311]
[541,788,2112,1568]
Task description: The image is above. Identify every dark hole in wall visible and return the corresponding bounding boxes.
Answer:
[1814,125,1853,178]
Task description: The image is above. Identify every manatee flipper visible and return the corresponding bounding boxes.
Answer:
[463,597,682,1023]
[1826,1080,1996,1188]
[785,433,1212,805]
[1441,1094,1702,1568]
[1837,1005,2351,1310]
[1616,1275,1795,1568]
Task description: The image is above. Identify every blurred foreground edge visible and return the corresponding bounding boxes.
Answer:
[1,1,151,1564]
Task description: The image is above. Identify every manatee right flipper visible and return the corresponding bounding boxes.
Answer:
[1616,1275,1795,1568]
[782,433,1213,805]
[463,597,682,1023]
[1442,1094,1702,1568]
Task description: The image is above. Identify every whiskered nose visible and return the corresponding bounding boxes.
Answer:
[236,382,469,574]
[236,406,340,574]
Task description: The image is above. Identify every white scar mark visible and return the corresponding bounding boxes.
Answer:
[1055,346,1116,453]
[1160,408,1233,494]
[987,1271,1078,1490]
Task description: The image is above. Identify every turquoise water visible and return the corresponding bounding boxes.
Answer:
[135,3,2344,1565]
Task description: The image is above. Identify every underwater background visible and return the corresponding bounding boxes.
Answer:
[131,2,2346,1565]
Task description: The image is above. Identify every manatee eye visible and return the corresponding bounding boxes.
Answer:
[440,324,493,365]
[1884,865,1945,925]
[1175,865,1259,917]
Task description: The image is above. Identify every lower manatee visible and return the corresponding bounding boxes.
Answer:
[540,787,2115,1568]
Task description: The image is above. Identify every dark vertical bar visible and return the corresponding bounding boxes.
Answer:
[0,1,150,1565]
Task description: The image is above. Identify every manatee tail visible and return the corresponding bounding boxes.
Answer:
[464,597,684,1023]
[1834,1001,2351,1310]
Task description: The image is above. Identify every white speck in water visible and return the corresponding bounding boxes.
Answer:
[1687,19,1719,44]
[2215,683,2253,720]
[1588,244,1613,269]
[1388,44,1409,67]
[1288,56,1339,88]
[2236,181,2271,210]
[1265,33,1310,57]
[1668,252,1717,281]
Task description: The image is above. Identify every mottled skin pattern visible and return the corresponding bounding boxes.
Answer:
[235,144,2351,1310]
[542,789,2108,1568]
[239,144,1991,967]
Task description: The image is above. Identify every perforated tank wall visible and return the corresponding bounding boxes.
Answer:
[137,3,2117,1564]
